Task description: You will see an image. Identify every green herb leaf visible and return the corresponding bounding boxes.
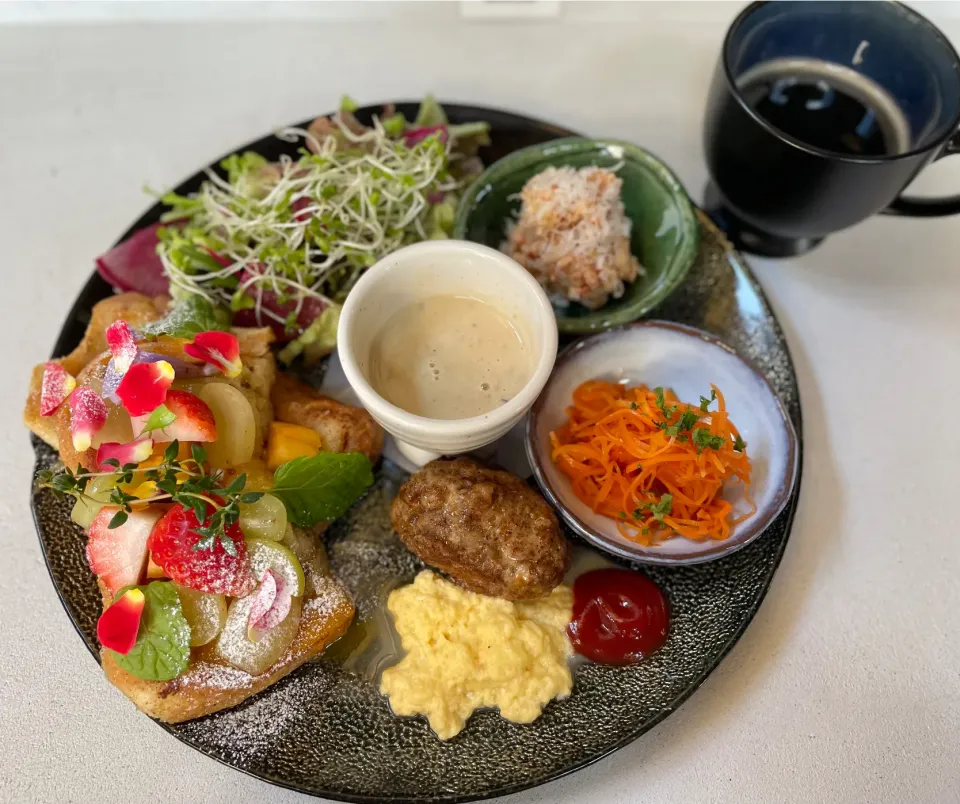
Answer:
[649,494,673,522]
[164,441,180,463]
[51,474,75,492]
[271,452,374,526]
[109,582,191,682]
[220,151,267,184]
[225,473,247,495]
[108,510,128,529]
[653,386,677,418]
[700,390,717,412]
[414,94,448,127]
[191,443,207,466]
[382,112,406,137]
[219,532,238,558]
[191,532,216,552]
[140,404,176,435]
[676,410,699,432]
[142,295,229,340]
[101,458,120,469]
[277,304,342,366]
[692,428,726,451]
[230,288,256,312]
[240,492,264,504]
[733,433,747,452]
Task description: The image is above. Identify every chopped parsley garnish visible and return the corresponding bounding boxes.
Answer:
[692,428,726,451]
[653,386,678,419]
[649,494,673,522]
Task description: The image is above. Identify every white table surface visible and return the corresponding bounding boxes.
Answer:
[2,3,959,802]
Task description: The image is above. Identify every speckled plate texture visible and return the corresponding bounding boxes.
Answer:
[29,105,802,803]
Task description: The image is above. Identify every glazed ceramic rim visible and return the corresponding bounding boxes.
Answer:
[723,1,960,165]
[453,136,701,334]
[526,320,800,565]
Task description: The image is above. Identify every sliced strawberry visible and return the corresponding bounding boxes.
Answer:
[105,320,138,375]
[40,362,77,416]
[148,503,254,597]
[86,507,164,595]
[115,360,175,416]
[69,387,108,452]
[97,588,145,654]
[129,390,217,443]
[96,438,154,470]
[247,568,292,642]
[183,331,242,378]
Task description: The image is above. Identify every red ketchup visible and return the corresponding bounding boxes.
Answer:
[567,568,669,665]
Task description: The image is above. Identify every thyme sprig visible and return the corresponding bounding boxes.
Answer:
[37,440,263,555]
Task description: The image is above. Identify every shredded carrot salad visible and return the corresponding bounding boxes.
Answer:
[549,380,754,546]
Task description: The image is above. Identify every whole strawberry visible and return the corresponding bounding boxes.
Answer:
[148,503,254,597]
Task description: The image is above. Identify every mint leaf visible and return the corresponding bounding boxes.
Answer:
[140,404,176,435]
[142,294,229,340]
[271,452,374,526]
[109,582,190,682]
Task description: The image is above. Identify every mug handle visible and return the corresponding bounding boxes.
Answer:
[884,131,960,217]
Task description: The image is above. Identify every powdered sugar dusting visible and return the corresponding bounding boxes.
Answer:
[303,575,351,619]
[178,668,333,759]
[325,469,423,620]
[182,661,254,692]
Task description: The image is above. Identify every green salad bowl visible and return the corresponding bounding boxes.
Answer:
[453,137,700,334]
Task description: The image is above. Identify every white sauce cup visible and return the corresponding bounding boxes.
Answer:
[338,240,558,467]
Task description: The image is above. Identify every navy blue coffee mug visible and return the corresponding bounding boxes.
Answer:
[704,1,960,256]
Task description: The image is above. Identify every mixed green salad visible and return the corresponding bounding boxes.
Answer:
[96,96,490,364]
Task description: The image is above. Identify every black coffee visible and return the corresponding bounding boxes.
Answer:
[737,57,912,157]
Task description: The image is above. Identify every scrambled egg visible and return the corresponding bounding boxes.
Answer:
[380,570,573,740]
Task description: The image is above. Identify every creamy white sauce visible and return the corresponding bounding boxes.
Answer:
[368,295,532,420]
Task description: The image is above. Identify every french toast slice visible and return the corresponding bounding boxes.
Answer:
[100,573,354,723]
[24,293,168,449]
[26,291,278,471]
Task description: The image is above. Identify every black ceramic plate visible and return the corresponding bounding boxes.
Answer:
[30,105,802,802]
